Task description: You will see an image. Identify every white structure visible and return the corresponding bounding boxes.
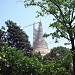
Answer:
[33,21,49,56]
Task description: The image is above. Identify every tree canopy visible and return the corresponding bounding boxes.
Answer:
[43,46,70,61]
[0,20,32,56]
[0,45,73,75]
[24,0,75,74]
[0,45,42,75]
[0,24,73,75]
[24,0,75,46]
[0,27,6,46]
[43,46,72,75]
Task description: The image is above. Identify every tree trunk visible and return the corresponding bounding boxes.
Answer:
[72,53,75,75]
[71,38,75,75]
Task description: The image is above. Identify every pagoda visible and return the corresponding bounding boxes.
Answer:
[33,21,49,56]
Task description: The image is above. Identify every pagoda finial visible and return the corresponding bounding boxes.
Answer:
[40,17,42,23]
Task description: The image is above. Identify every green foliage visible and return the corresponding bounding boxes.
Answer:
[43,46,72,75]
[32,52,42,62]
[43,46,70,61]
[42,54,72,75]
[5,20,30,49]
[0,45,42,75]
[24,1,75,74]
[24,0,75,46]
[0,20,33,56]
[43,60,69,75]
[0,45,73,75]
[0,27,6,45]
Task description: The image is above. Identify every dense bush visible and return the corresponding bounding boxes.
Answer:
[43,46,70,61]
[43,46,73,75]
[0,45,42,75]
[43,55,72,75]
[32,52,42,62]
[0,45,73,75]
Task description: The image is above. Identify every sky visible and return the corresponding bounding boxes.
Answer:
[0,0,71,50]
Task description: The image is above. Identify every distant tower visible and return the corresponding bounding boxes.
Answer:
[33,21,49,56]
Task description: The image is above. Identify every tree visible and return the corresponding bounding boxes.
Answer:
[5,20,32,56]
[32,51,42,62]
[43,46,72,75]
[0,44,72,75]
[0,45,42,75]
[0,27,6,46]
[43,46,70,61]
[24,0,75,74]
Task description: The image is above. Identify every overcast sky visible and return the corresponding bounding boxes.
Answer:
[0,0,71,50]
